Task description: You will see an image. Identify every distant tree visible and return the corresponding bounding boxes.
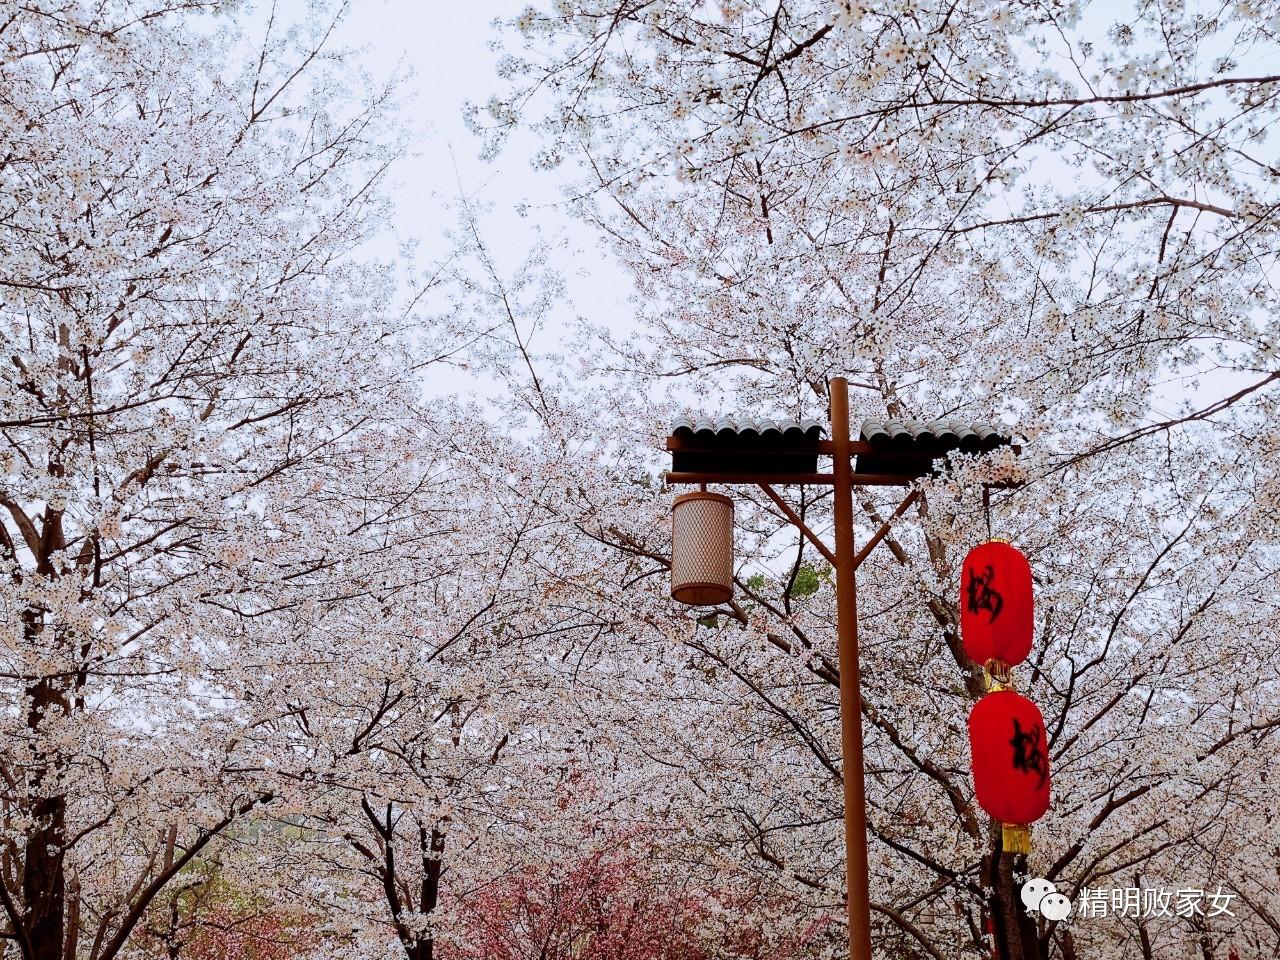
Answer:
[446,834,831,960]
[138,862,316,960]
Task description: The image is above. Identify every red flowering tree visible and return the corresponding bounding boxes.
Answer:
[446,839,832,960]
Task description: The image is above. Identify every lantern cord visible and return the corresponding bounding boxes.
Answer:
[983,484,992,539]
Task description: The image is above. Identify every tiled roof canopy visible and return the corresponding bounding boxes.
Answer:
[668,416,1014,479]
[857,419,1013,477]
[670,417,825,474]
[861,419,1009,451]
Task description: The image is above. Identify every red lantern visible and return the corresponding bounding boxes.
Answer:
[968,690,1051,853]
[960,540,1033,669]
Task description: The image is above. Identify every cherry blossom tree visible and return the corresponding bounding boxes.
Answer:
[268,455,609,960]
[5,1,1278,959]
[472,2,1280,958]
[0,2,466,958]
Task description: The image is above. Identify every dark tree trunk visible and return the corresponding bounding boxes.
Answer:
[987,845,1040,960]
[403,825,445,960]
[23,677,70,960]
[22,793,66,960]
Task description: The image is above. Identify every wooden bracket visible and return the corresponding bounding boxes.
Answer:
[758,483,838,567]
[850,489,920,571]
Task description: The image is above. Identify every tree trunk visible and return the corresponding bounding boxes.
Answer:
[19,493,71,960]
[404,825,445,960]
[22,794,66,960]
[23,678,69,960]
[62,875,80,960]
[988,845,1039,960]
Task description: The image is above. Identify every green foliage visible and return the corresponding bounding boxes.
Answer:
[788,563,827,600]
[738,564,828,607]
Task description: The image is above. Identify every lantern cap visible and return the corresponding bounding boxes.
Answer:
[669,581,733,606]
[672,490,734,508]
[984,659,1014,692]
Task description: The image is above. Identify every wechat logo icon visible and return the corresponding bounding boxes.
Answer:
[1022,877,1071,922]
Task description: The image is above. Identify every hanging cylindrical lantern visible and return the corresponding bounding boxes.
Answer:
[960,539,1033,670]
[968,690,1051,853]
[670,491,734,606]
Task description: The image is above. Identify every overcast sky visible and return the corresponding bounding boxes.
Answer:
[244,1,1248,423]
[313,0,635,358]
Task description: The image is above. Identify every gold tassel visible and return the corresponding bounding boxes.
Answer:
[984,659,1013,692]
[1002,823,1032,854]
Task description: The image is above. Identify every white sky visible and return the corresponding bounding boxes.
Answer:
[307,0,636,365]
[245,1,1253,423]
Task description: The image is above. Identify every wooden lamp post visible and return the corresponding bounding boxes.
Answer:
[665,376,1017,960]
